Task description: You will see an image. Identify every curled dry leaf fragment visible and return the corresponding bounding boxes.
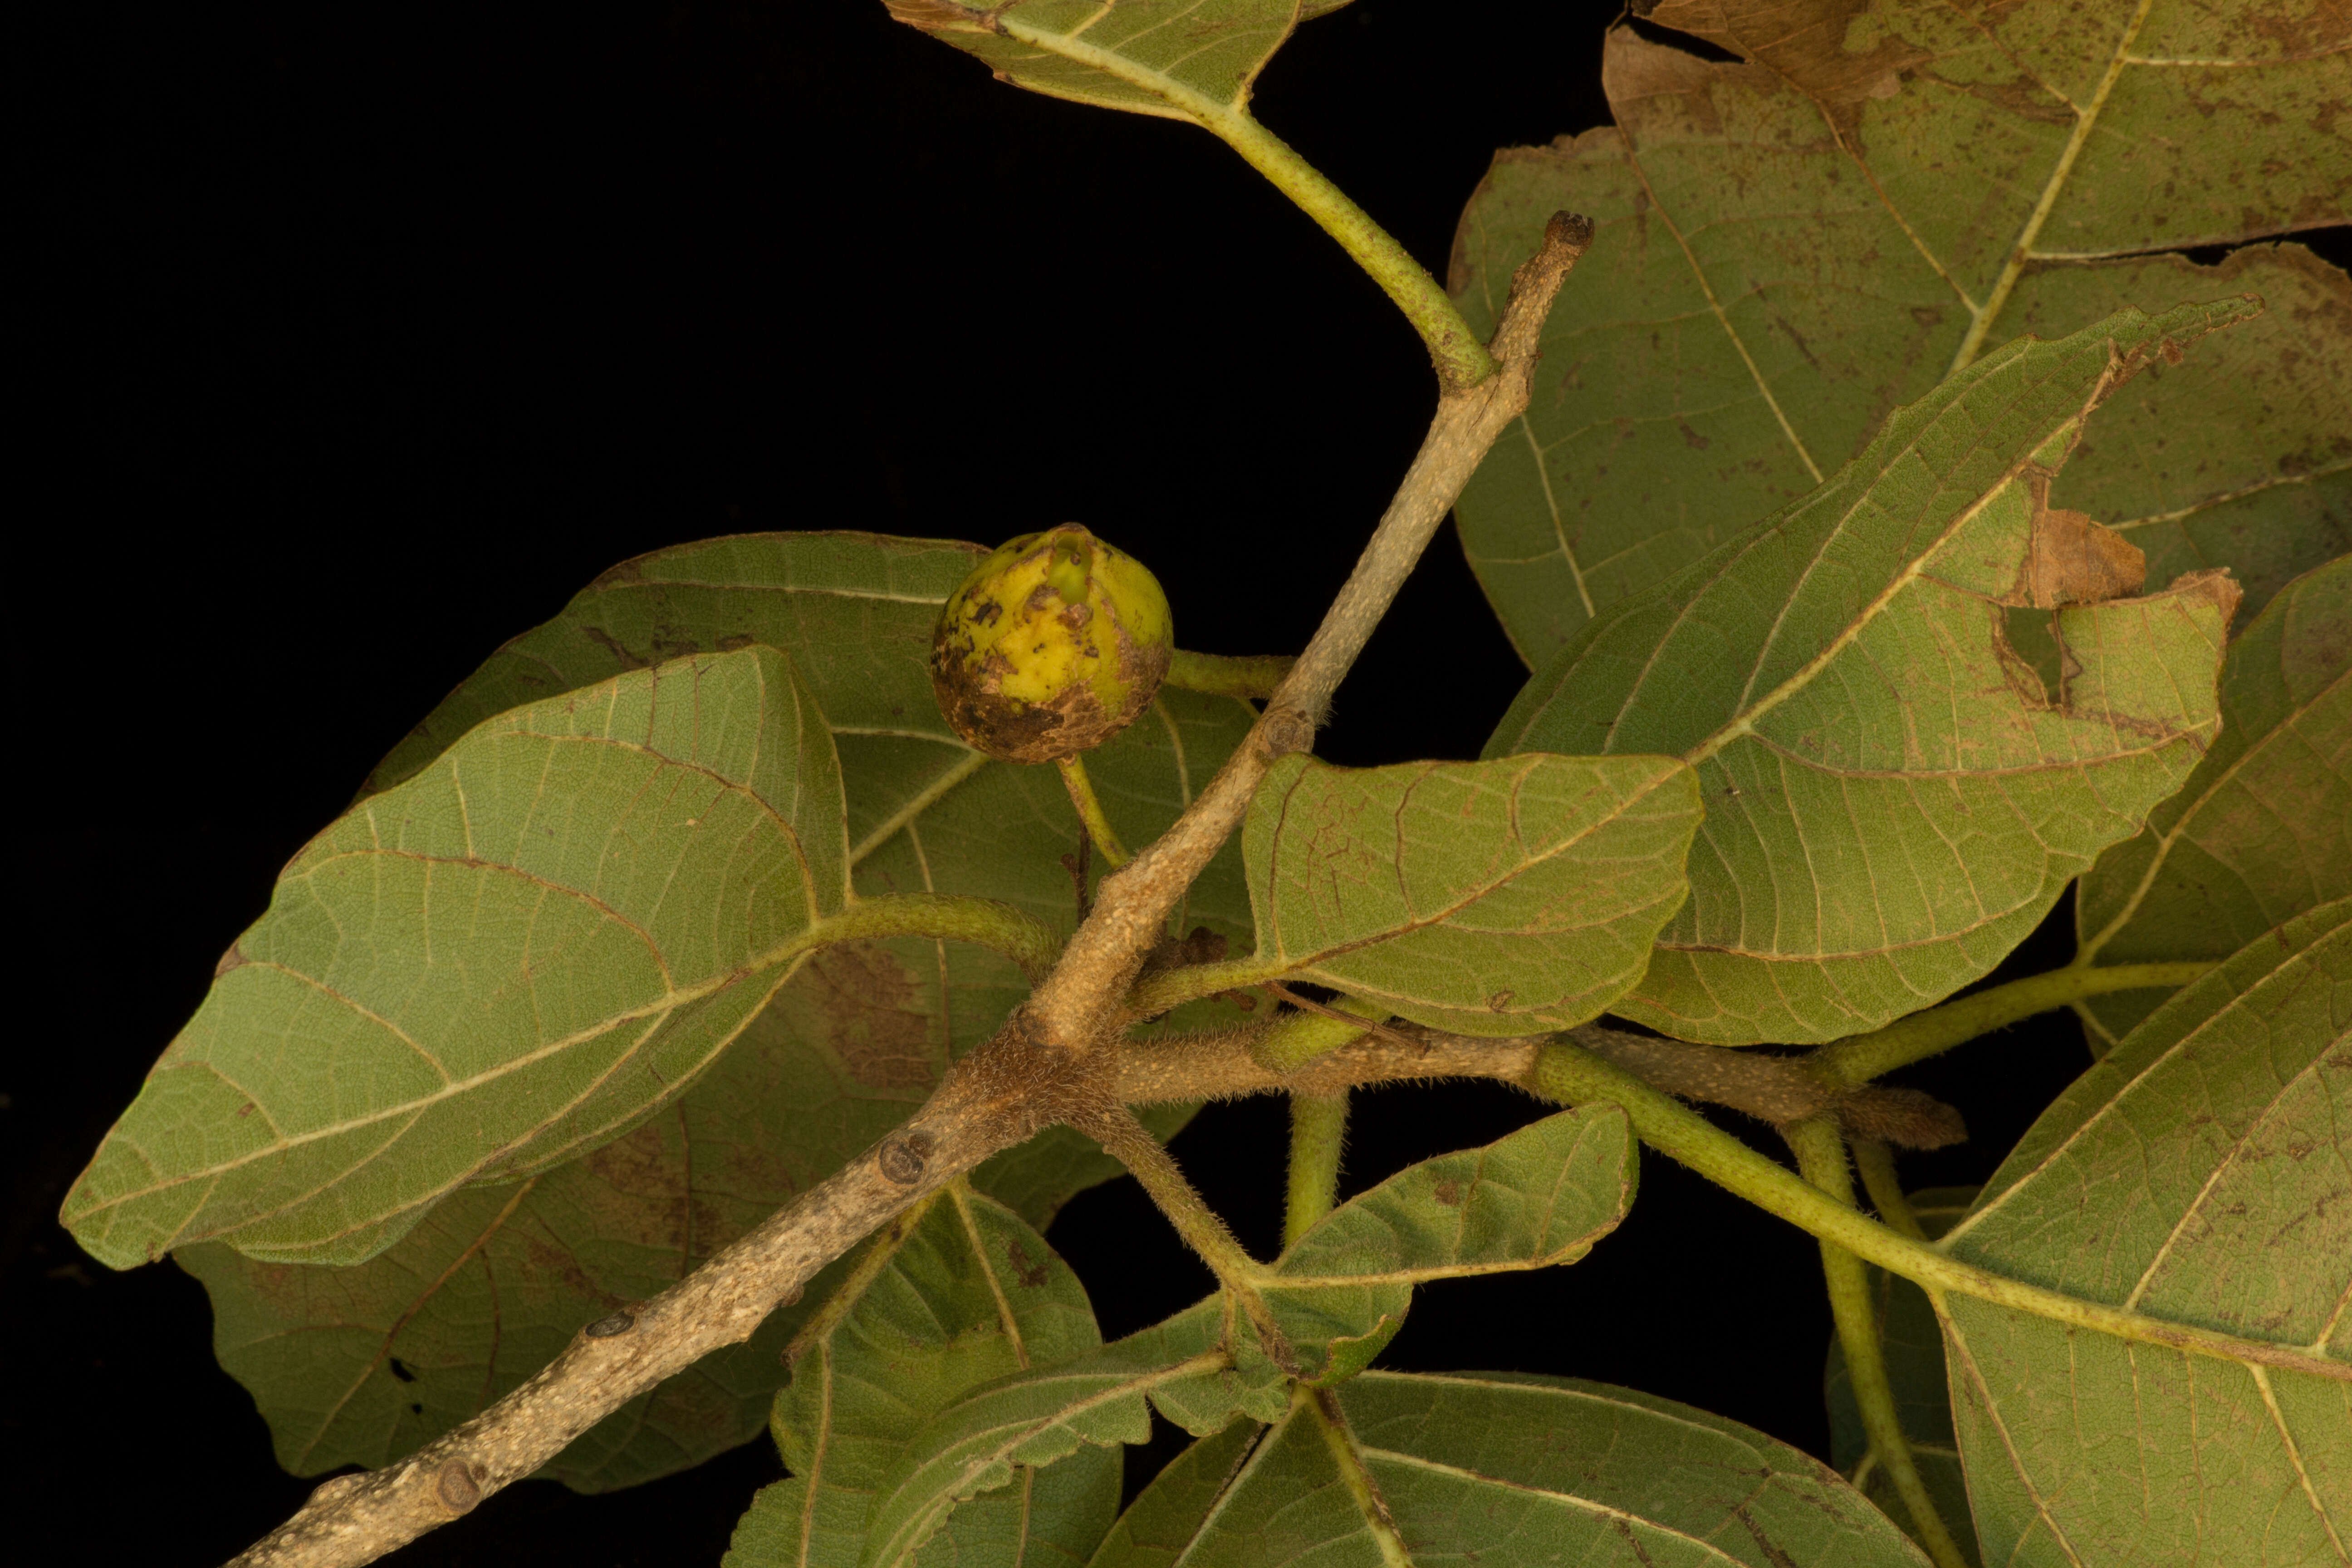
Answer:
[931,524,1175,764]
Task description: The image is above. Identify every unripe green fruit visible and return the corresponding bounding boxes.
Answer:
[931,524,1175,764]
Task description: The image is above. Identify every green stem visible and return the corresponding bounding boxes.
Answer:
[1083,1108,1279,1343]
[1534,1043,2346,1381]
[1253,992,1384,1073]
[1851,1139,1927,1241]
[1056,754,1132,868]
[1165,649,1296,701]
[821,893,1063,981]
[1283,1092,1349,1249]
[1785,1120,1974,1568]
[987,16,1492,390]
[1808,961,2212,1089]
[1207,108,1496,389]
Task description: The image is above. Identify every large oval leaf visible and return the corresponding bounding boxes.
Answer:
[1235,752,1701,1035]
[2073,553,2351,1048]
[1935,899,2351,1564]
[726,1185,1117,1568]
[1450,14,2348,664]
[66,647,847,1268]
[1092,1372,1933,1567]
[1492,304,2244,1044]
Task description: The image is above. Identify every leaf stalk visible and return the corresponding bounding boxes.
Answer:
[1807,960,2213,1089]
[1785,1118,1974,1568]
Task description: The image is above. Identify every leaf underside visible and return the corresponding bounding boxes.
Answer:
[69,648,848,1269]
[1450,1,2349,666]
[1936,898,2352,1564]
[863,1107,1638,1564]
[726,1186,1118,1568]
[1093,1372,1933,1567]
[2073,554,2351,1047]
[1242,753,1701,1035]
[1494,304,2244,1044]
[882,0,1341,122]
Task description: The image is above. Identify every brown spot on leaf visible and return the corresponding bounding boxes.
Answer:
[1634,1,1929,144]
[1487,989,1517,1012]
[214,942,249,980]
[1732,1504,1800,1568]
[1008,1240,1050,1289]
[799,943,936,1091]
[1432,1180,1463,1207]
[2019,477,2145,608]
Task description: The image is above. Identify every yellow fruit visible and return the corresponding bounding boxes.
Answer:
[931,525,1174,764]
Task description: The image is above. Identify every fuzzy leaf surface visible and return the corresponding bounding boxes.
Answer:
[371,529,1255,1218]
[1936,899,2352,1565]
[174,934,1165,1493]
[1239,753,1701,1035]
[1491,304,2243,1043]
[725,1186,1117,1568]
[1264,1103,1636,1382]
[68,648,846,1268]
[880,1,1342,123]
[2074,553,2352,1047]
[1824,1188,1982,1567]
[1450,10,2349,663]
[1091,1372,1932,1567]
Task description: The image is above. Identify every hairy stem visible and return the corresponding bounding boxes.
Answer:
[1851,1139,1928,1241]
[1785,1119,1973,1568]
[824,892,1065,981]
[1808,961,2213,1089]
[1534,1042,2347,1381]
[1284,1091,1350,1248]
[1056,753,1132,868]
[1166,649,1295,700]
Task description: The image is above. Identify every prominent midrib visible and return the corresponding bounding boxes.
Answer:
[1352,1446,1748,1561]
[1947,0,2157,373]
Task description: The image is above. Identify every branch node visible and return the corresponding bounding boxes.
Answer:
[433,1462,481,1515]
[877,1131,936,1185]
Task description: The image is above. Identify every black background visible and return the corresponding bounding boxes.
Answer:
[15,2,2343,1563]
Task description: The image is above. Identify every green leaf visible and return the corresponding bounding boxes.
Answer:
[66,647,848,1268]
[1935,899,2352,1565]
[1264,1103,1635,1383]
[172,932,1176,1493]
[1490,304,2245,1044]
[1824,1188,1982,1568]
[880,1,1336,124]
[1231,753,1701,1035]
[858,1300,1272,1568]
[725,1185,1118,1568]
[862,1106,1638,1563]
[1449,12,2349,664]
[2074,553,2352,1048]
[1093,1372,1934,1567]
